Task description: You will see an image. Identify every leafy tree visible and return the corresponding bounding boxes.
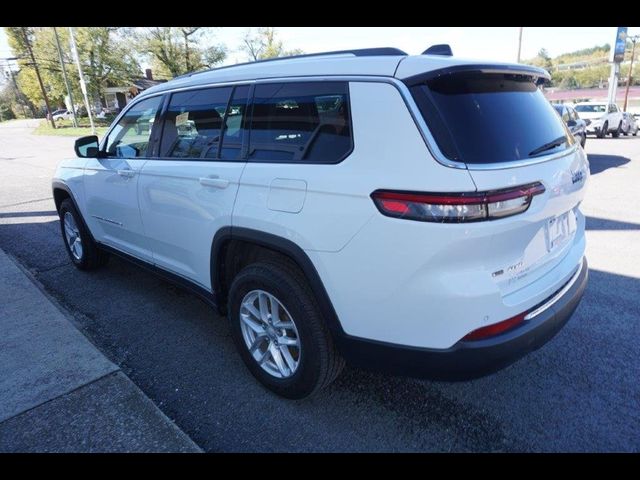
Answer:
[241,27,304,61]
[135,27,227,78]
[4,27,142,110]
[0,84,18,121]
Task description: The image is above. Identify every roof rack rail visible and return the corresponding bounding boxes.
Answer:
[174,47,409,81]
[422,44,453,56]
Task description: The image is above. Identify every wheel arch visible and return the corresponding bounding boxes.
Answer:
[52,181,96,243]
[211,227,345,336]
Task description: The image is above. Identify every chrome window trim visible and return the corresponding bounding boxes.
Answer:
[101,74,576,171]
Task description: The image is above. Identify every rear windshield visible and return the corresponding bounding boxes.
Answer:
[410,72,574,164]
[575,104,606,113]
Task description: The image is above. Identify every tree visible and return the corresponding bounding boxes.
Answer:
[241,27,304,61]
[0,84,18,121]
[4,27,142,112]
[5,27,56,126]
[136,27,227,78]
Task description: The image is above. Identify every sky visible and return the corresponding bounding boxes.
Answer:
[1,27,639,71]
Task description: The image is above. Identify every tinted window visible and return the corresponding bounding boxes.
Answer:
[575,104,606,113]
[249,82,352,163]
[569,107,579,121]
[105,96,162,158]
[608,104,618,113]
[160,87,232,159]
[410,72,574,164]
[220,85,249,160]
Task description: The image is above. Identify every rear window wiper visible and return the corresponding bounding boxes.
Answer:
[528,136,568,157]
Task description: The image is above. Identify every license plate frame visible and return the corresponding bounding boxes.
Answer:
[545,211,571,253]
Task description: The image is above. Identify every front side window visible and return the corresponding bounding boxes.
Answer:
[608,104,618,113]
[105,96,162,158]
[159,87,232,159]
[410,72,574,164]
[249,81,352,163]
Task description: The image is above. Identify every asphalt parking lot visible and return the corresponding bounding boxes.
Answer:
[0,119,638,452]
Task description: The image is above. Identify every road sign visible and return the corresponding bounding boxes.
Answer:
[613,27,628,63]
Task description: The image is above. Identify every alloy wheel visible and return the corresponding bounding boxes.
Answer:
[63,212,83,260]
[239,290,301,379]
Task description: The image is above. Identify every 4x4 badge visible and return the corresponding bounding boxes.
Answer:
[571,169,585,184]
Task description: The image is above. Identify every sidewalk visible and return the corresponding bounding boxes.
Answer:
[0,248,201,453]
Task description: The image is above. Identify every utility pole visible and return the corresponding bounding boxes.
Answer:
[53,27,78,127]
[517,27,524,63]
[623,35,639,112]
[22,27,56,128]
[68,27,95,135]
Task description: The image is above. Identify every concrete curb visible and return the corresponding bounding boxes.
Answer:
[0,248,202,452]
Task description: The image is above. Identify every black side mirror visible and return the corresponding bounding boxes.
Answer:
[567,119,577,127]
[74,135,102,158]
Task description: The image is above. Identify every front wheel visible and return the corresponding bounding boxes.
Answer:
[580,134,586,148]
[597,122,608,138]
[228,261,344,399]
[59,199,109,270]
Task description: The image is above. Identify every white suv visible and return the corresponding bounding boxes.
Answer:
[52,47,589,398]
[575,101,624,138]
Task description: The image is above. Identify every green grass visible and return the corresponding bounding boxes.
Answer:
[33,118,110,137]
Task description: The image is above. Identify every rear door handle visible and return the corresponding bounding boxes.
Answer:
[199,176,229,189]
[117,169,136,178]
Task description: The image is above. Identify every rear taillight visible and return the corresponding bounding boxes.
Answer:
[462,313,527,341]
[371,182,545,223]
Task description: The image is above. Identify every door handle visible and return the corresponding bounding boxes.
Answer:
[199,176,229,189]
[117,169,136,178]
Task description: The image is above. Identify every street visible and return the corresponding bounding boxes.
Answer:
[0,119,638,452]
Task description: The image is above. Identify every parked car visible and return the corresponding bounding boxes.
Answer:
[621,112,638,136]
[574,101,624,138]
[53,46,589,398]
[51,109,74,122]
[553,103,587,147]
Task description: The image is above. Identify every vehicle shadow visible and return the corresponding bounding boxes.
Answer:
[586,216,640,230]
[1,217,638,452]
[587,154,630,175]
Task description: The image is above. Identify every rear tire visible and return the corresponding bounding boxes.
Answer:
[228,261,344,399]
[59,199,109,270]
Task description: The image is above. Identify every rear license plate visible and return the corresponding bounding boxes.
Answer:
[545,212,572,252]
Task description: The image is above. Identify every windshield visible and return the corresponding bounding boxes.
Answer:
[575,104,606,113]
[410,72,573,164]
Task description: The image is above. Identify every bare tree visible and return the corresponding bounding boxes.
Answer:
[241,27,303,61]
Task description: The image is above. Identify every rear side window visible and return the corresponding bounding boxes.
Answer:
[220,85,250,160]
[160,87,232,159]
[410,72,574,164]
[248,82,352,163]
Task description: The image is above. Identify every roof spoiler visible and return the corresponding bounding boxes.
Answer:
[403,64,551,87]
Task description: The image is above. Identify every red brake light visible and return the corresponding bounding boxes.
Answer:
[371,182,545,223]
[462,312,527,341]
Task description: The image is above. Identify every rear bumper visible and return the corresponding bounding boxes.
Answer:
[335,257,588,380]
